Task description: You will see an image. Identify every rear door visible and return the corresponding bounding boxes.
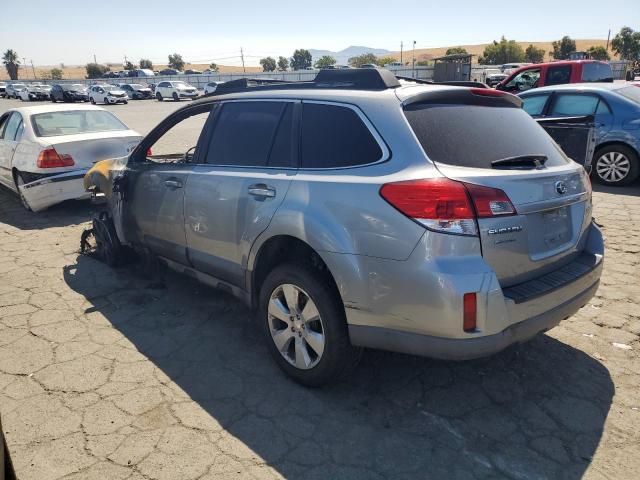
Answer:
[0,112,23,188]
[403,92,592,287]
[184,100,297,287]
[547,91,613,141]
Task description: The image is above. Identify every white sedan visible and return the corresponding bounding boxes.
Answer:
[18,84,51,101]
[89,84,129,105]
[0,104,142,212]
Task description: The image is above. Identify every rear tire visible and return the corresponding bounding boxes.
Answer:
[156,92,162,101]
[51,96,56,103]
[593,145,639,186]
[259,263,361,387]
[13,171,32,211]
[90,97,95,104]
[172,92,179,101]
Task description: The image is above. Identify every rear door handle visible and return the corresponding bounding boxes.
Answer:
[164,179,183,189]
[248,184,276,198]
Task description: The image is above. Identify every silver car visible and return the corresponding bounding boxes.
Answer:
[84,69,604,386]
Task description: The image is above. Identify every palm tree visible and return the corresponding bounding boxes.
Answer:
[2,49,20,80]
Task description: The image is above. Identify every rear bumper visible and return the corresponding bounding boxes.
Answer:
[19,169,90,212]
[325,222,603,360]
[349,278,599,360]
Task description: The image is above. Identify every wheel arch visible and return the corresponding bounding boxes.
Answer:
[249,235,343,310]
[595,140,639,158]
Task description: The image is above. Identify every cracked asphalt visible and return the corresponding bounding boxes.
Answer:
[0,101,639,479]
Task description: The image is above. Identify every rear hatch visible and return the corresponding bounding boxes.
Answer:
[402,89,592,287]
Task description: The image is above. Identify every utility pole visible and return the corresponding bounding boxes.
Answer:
[400,41,403,64]
[606,29,611,52]
[30,60,36,80]
[93,54,97,64]
[412,40,416,76]
[240,47,246,73]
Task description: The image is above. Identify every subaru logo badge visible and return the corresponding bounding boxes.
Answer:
[555,181,567,195]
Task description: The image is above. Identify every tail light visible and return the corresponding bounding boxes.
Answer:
[37,147,75,168]
[463,293,477,332]
[379,178,516,236]
[146,147,153,156]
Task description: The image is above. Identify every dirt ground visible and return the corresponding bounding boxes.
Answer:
[0,99,639,479]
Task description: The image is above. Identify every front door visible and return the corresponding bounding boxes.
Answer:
[123,104,214,265]
[184,100,298,287]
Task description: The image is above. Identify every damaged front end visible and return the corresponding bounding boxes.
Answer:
[80,157,129,266]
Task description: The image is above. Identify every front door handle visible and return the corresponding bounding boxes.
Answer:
[248,184,276,198]
[164,179,183,189]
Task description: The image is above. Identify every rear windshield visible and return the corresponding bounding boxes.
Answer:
[31,110,128,137]
[581,63,613,82]
[615,86,640,104]
[404,104,569,169]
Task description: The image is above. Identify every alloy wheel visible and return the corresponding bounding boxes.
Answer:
[268,283,325,370]
[596,151,631,183]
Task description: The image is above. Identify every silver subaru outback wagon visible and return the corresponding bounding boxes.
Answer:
[84,69,604,386]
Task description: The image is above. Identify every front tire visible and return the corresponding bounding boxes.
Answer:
[593,145,639,186]
[156,92,163,101]
[172,92,179,101]
[259,263,360,387]
[90,97,95,104]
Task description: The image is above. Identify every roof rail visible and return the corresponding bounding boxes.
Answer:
[208,68,401,96]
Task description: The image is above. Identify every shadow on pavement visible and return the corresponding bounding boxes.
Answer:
[64,253,614,480]
[592,182,640,197]
[0,187,91,230]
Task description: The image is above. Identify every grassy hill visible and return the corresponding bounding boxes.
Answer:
[386,39,613,63]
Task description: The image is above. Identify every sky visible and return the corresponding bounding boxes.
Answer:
[1,0,639,67]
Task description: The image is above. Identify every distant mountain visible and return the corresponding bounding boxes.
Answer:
[308,46,391,65]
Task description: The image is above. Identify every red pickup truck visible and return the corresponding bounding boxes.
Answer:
[496,60,613,93]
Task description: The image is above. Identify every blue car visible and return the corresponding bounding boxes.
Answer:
[519,83,640,186]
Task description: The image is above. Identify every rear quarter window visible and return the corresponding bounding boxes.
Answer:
[404,104,570,169]
[300,103,383,168]
[581,63,613,82]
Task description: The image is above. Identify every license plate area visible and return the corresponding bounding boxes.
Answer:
[528,206,574,259]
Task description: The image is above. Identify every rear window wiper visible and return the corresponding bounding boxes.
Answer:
[491,155,548,170]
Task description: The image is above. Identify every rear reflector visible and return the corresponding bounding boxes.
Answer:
[379,178,517,236]
[37,147,75,168]
[463,293,477,332]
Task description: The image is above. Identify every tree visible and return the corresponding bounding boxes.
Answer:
[348,53,377,67]
[208,63,219,72]
[2,49,20,80]
[478,37,525,65]
[85,63,110,79]
[139,58,153,69]
[50,68,63,80]
[259,56,277,72]
[552,36,577,60]
[277,56,289,71]
[611,26,640,61]
[168,53,185,71]
[445,47,468,56]
[314,55,336,69]
[525,44,546,63]
[376,56,397,67]
[290,49,312,70]
[124,60,134,71]
[416,60,432,66]
[587,45,610,61]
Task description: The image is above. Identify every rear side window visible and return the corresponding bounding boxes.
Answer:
[404,104,569,169]
[581,63,613,82]
[546,65,571,86]
[206,101,294,168]
[300,103,383,168]
[2,113,22,141]
[550,94,609,116]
